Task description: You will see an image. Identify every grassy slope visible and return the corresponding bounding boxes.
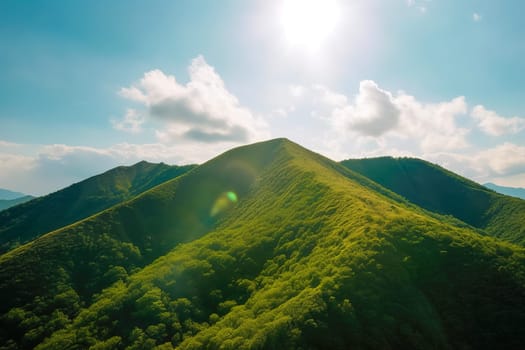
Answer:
[341,157,525,245]
[31,139,525,350]
[0,161,195,253]
[0,196,35,212]
[0,140,285,349]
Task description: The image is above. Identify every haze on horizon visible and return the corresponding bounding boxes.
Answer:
[1,0,524,195]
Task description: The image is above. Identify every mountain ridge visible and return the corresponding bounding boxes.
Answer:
[2,138,524,349]
[0,161,195,253]
[341,156,525,245]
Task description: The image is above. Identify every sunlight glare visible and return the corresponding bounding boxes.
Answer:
[281,0,340,50]
[210,191,238,217]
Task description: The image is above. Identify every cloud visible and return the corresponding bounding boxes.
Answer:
[426,143,525,184]
[473,13,482,22]
[0,157,36,195]
[0,142,141,195]
[0,145,107,195]
[295,80,468,153]
[111,109,144,133]
[0,137,253,195]
[471,105,525,136]
[283,81,524,186]
[0,140,20,148]
[333,80,400,137]
[5,55,279,195]
[118,55,269,143]
[477,143,525,176]
[395,94,469,152]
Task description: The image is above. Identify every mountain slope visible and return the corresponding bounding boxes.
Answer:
[0,140,287,349]
[0,161,195,253]
[2,139,523,350]
[341,157,525,245]
[484,182,525,200]
[0,196,35,212]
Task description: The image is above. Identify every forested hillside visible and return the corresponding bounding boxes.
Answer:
[0,140,285,349]
[0,161,195,253]
[2,139,524,350]
[341,157,525,245]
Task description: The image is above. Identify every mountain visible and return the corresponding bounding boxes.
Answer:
[0,189,29,201]
[484,182,525,200]
[341,157,525,246]
[0,161,195,253]
[1,139,524,350]
[0,196,35,212]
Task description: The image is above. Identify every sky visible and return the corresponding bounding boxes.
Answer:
[1,0,524,195]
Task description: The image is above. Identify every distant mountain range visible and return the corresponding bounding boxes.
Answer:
[484,182,525,200]
[0,188,30,200]
[0,139,524,350]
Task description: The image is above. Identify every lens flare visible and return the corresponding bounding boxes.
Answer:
[210,191,238,217]
[226,191,238,203]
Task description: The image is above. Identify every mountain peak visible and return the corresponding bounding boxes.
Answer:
[1,139,525,350]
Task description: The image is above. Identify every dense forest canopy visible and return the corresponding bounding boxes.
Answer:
[1,139,524,350]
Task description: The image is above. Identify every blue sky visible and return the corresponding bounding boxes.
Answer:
[1,0,524,195]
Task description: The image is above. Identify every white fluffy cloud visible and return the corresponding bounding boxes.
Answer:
[395,94,469,152]
[471,105,525,136]
[116,55,269,143]
[297,80,469,153]
[333,80,400,137]
[2,56,271,195]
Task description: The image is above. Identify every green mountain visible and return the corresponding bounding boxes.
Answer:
[484,182,525,200]
[0,196,35,212]
[1,139,524,350]
[0,161,195,253]
[341,157,525,246]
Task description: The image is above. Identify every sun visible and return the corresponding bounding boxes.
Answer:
[280,0,340,50]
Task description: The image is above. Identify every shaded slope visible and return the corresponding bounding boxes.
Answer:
[0,139,287,349]
[27,139,525,350]
[0,161,195,253]
[0,196,34,212]
[341,157,525,245]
